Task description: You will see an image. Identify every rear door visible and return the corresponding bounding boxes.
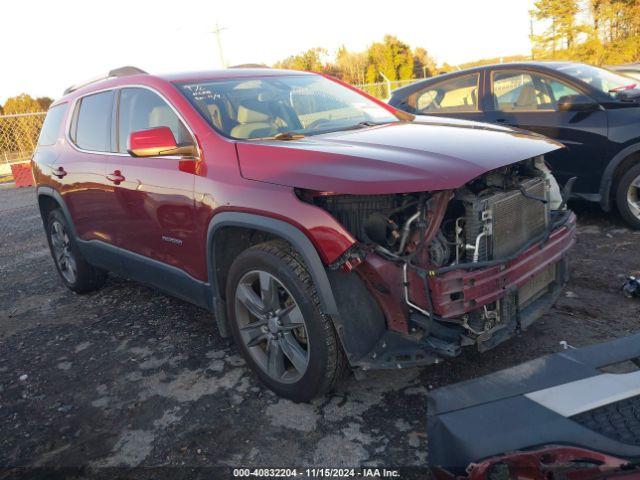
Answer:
[484,69,609,194]
[401,72,487,123]
[105,87,198,276]
[62,90,115,242]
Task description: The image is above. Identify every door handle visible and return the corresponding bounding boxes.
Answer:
[106,170,125,185]
[51,166,67,178]
[495,118,515,126]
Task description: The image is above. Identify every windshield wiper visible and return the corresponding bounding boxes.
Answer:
[352,120,389,128]
[327,120,392,133]
[272,131,306,141]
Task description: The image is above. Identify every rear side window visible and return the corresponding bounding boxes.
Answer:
[414,73,480,113]
[37,103,68,146]
[71,90,114,152]
[117,88,192,153]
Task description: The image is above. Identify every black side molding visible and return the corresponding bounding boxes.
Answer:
[37,186,212,311]
[206,212,339,315]
[36,186,78,238]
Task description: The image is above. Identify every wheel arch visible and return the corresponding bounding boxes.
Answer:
[600,143,640,211]
[206,212,340,336]
[206,212,385,365]
[36,186,77,237]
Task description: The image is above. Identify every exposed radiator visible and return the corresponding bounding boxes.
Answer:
[463,178,549,262]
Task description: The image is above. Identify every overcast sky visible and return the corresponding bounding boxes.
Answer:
[1,0,535,104]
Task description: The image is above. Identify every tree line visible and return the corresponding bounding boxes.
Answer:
[530,0,639,64]
[3,2,640,117]
[274,2,640,86]
[273,35,440,85]
[0,94,53,116]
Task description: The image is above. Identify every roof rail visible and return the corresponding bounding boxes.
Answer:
[63,66,147,95]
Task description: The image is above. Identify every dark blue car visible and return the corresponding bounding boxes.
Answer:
[389,62,640,228]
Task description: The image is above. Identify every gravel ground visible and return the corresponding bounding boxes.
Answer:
[1,185,639,478]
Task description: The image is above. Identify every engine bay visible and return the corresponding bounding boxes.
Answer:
[305,156,560,270]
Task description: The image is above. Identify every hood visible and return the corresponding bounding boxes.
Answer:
[236,117,563,195]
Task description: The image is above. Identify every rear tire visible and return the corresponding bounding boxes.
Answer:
[45,209,107,293]
[225,240,346,402]
[616,163,640,230]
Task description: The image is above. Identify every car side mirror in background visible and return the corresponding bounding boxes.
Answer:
[127,127,197,158]
[615,88,640,102]
[557,94,600,112]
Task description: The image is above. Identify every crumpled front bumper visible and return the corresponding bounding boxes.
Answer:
[353,212,577,369]
[420,212,577,319]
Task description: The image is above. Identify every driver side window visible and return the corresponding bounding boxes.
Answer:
[117,88,193,154]
[492,71,582,112]
[414,73,480,113]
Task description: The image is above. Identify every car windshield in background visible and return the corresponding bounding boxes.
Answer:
[177,75,398,140]
[552,63,637,95]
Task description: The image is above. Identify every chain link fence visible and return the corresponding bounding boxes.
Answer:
[354,79,421,100]
[0,112,46,180]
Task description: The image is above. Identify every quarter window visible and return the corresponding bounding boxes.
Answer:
[117,88,192,154]
[71,91,114,152]
[38,103,68,146]
[414,73,480,113]
[492,71,582,111]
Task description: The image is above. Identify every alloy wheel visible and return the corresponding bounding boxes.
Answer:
[627,174,640,220]
[50,220,77,284]
[234,270,310,383]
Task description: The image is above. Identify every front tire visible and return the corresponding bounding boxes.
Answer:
[225,241,345,402]
[45,209,107,293]
[616,163,640,230]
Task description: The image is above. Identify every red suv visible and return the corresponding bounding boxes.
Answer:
[33,66,576,401]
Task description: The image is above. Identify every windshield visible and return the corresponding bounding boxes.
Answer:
[551,64,637,96]
[177,75,398,140]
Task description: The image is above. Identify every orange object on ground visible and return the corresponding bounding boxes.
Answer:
[10,162,34,187]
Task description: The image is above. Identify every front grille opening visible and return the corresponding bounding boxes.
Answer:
[450,292,463,301]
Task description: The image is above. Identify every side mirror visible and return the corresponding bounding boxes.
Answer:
[127,126,197,158]
[616,88,640,102]
[557,94,599,112]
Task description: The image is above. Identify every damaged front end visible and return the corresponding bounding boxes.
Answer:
[299,156,576,369]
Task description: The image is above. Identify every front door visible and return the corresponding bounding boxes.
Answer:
[485,69,609,195]
[104,87,199,277]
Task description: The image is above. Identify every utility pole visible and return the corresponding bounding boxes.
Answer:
[212,23,227,68]
[530,17,535,60]
[379,71,392,100]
